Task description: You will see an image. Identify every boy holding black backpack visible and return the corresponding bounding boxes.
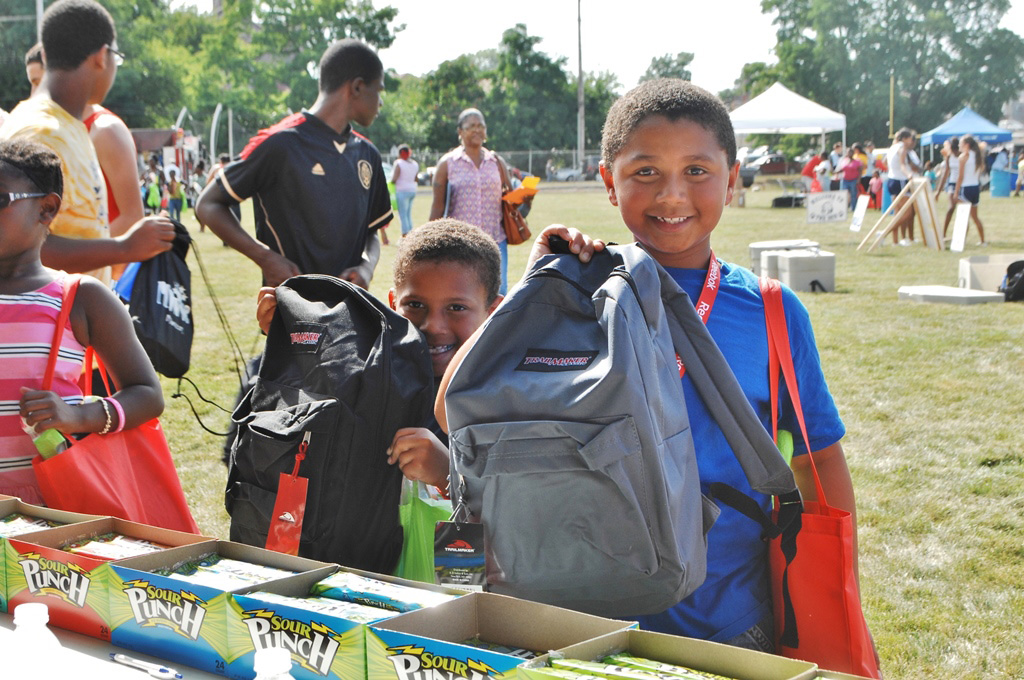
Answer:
[256,219,602,491]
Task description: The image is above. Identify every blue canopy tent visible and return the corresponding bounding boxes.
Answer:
[920,107,1012,146]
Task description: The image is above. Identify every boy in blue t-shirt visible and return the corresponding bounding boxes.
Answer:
[596,79,863,652]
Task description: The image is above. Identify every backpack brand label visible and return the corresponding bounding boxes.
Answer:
[288,322,327,353]
[516,348,598,372]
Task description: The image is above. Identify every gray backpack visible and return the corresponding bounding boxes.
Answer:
[444,243,798,617]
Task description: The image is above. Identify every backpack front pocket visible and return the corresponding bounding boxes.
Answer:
[450,416,657,590]
[227,387,340,547]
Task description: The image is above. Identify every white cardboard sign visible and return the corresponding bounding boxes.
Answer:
[950,203,972,253]
[850,194,871,231]
[807,191,848,224]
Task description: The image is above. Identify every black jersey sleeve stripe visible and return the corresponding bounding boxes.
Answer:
[218,168,245,203]
[367,209,393,230]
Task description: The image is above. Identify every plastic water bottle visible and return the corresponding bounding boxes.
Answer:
[253,646,296,679]
[5,603,65,675]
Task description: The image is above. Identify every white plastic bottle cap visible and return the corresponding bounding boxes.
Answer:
[13,602,50,626]
[253,646,293,676]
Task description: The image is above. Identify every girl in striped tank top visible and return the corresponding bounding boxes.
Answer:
[0,139,163,504]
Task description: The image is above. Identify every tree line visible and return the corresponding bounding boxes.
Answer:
[1,0,1021,160]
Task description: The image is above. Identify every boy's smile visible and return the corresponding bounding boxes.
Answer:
[601,115,738,269]
[389,261,500,377]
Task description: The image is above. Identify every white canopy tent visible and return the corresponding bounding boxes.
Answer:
[730,82,847,147]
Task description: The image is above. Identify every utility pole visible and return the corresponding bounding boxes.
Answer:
[576,0,585,173]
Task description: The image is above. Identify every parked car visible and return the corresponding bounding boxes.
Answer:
[417,166,436,186]
[746,153,788,174]
[739,165,759,188]
[553,166,583,181]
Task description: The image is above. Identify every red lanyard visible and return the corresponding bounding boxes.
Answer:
[677,251,720,379]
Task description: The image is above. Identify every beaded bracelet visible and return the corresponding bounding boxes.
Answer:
[105,396,126,434]
[97,398,113,435]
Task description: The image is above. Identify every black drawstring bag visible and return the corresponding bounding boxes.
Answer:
[117,220,193,378]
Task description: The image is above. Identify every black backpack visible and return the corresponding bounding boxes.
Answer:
[225,275,434,573]
[116,220,193,377]
[999,261,1024,302]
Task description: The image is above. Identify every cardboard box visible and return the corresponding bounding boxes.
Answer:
[777,250,835,293]
[957,253,1024,291]
[898,285,1004,305]
[749,240,819,276]
[0,498,101,612]
[520,628,818,680]
[109,539,330,676]
[5,517,208,639]
[367,592,635,680]
[225,566,462,680]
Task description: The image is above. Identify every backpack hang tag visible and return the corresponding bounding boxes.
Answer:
[266,432,310,555]
[433,510,485,591]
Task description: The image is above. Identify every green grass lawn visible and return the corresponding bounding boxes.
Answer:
[167,179,1024,679]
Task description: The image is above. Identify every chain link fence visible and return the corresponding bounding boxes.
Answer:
[381,148,603,184]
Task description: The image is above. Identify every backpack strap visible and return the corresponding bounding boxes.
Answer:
[651,257,797,496]
[760,276,827,504]
[42,275,83,391]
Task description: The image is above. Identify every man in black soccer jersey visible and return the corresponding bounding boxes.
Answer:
[196,39,392,288]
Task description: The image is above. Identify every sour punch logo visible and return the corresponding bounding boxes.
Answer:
[387,645,500,680]
[122,580,207,640]
[19,554,90,607]
[243,609,341,676]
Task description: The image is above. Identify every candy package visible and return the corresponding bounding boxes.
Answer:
[0,512,63,537]
[245,591,402,623]
[312,571,458,612]
[156,553,295,590]
[63,532,168,561]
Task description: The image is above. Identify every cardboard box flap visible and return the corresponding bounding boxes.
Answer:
[376,592,633,652]
[10,517,209,550]
[0,499,101,535]
[545,629,818,680]
[113,539,330,582]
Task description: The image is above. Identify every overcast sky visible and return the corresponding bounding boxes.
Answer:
[371,0,1024,95]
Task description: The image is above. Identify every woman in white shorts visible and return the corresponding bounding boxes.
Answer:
[953,134,987,246]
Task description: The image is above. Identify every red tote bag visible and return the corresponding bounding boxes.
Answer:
[760,277,880,678]
[31,276,200,534]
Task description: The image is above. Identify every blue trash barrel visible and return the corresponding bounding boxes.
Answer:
[882,180,892,212]
[991,169,1013,197]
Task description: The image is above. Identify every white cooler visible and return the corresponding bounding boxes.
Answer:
[759,250,790,279]
[749,239,819,275]
[777,249,835,292]
[957,253,1024,291]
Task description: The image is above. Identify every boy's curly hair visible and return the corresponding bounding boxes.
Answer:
[41,0,115,71]
[0,139,64,198]
[601,79,737,168]
[393,219,501,304]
